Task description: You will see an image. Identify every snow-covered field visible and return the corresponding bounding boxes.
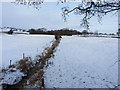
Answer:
[44,36,118,88]
[0,34,118,88]
[0,34,54,67]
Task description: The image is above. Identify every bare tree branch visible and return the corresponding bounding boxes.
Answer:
[14,0,44,10]
[14,0,120,29]
[62,0,120,29]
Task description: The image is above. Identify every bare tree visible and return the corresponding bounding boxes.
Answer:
[61,0,120,29]
[14,0,120,29]
[14,0,44,9]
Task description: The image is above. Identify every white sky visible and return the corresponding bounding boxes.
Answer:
[1,1,119,33]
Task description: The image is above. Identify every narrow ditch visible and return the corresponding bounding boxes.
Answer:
[5,35,62,90]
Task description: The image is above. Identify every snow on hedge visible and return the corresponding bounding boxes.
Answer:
[44,36,118,88]
[1,69,25,85]
[0,67,25,90]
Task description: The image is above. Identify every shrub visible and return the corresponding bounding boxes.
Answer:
[29,70,44,86]
[17,57,32,73]
[7,30,13,34]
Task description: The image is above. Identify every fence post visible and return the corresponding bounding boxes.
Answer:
[37,48,38,53]
[23,53,25,59]
[10,60,12,66]
[41,77,44,88]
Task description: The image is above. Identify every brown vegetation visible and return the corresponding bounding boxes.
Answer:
[8,65,16,68]
[29,70,44,86]
[17,57,32,73]
[5,35,61,89]
[28,28,81,36]
[26,36,61,88]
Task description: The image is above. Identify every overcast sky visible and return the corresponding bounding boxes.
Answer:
[1,2,118,33]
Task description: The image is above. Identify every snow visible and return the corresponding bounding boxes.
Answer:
[13,31,29,34]
[0,34,2,68]
[44,36,118,88]
[1,34,54,67]
[0,34,54,90]
[1,69,25,85]
[0,68,26,90]
[0,34,118,88]
[0,67,25,90]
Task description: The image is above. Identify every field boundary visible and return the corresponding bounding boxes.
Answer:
[1,35,61,90]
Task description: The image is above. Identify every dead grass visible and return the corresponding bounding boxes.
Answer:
[29,70,44,86]
[27,37,61,87]
[41,48,53,60]
[39,37,61,70]
[4,36,61,89]
[52,39,60,50]
[17,57,32,73]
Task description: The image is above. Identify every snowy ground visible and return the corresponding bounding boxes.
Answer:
[0,34,2,67]
[44,36,118,88]
[1,34,54,67]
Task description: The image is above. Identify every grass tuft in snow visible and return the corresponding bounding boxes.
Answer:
[17,57,33,73]
[28,70,44,87]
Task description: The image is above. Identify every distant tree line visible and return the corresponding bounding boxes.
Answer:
[7,30,14,34]
[27,28,116,36]
[28,28,81,36]
[1,27,117,36]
